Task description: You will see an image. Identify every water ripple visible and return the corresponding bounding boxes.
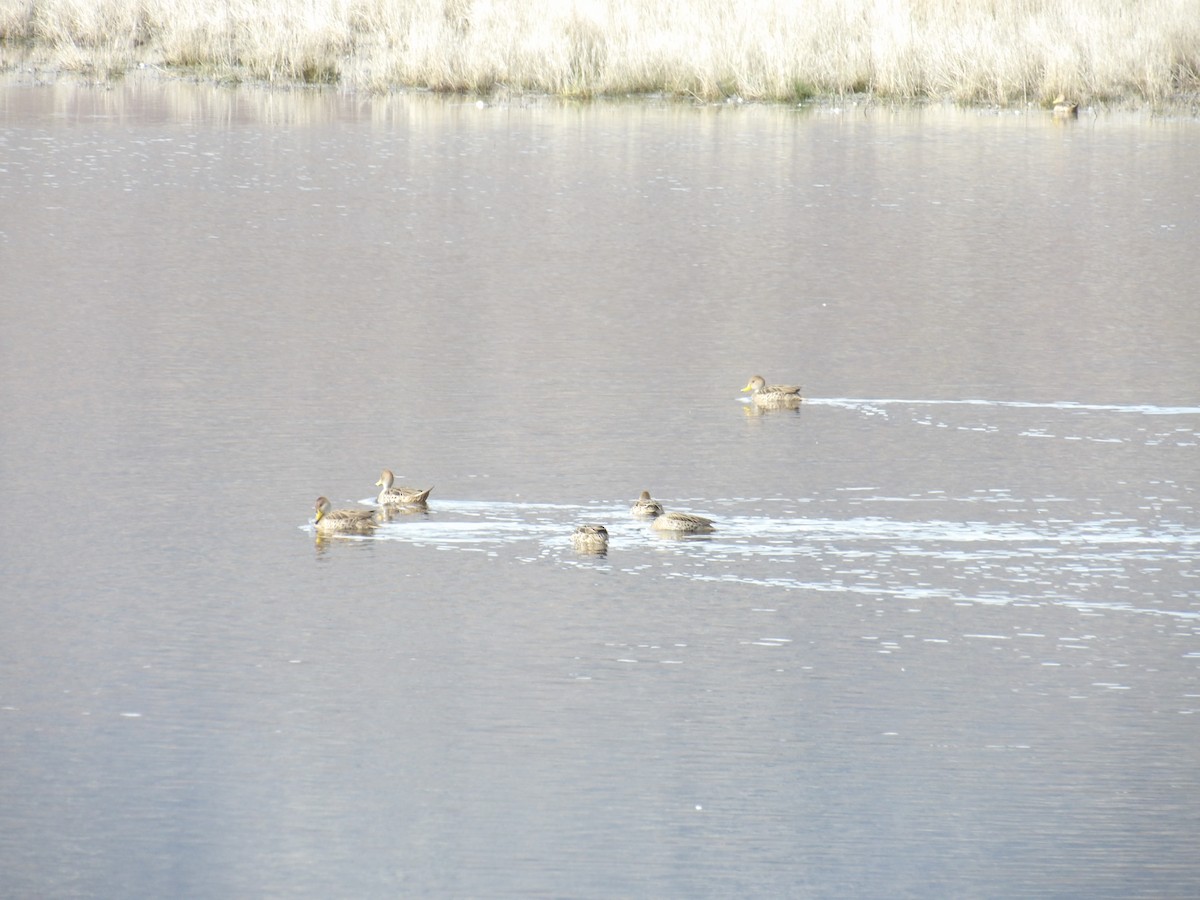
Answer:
[813,398,1200,416]
[306,496,1200,622]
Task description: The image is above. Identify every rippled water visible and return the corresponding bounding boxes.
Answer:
[2,79,1198,898]
[314,395,1199,619]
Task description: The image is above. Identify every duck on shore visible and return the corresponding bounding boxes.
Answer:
[1052,94,1079,117]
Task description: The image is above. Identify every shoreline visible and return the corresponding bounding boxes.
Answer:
[3,0,1199,112]
[4,62,1198,120]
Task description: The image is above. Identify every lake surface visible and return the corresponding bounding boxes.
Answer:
[1,78,1198,898]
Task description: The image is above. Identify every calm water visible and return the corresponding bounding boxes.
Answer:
[2,79,1198,898]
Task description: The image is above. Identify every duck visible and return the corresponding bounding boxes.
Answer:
[571,524,609,553]
[375,469,432,506]
[630,490,664,518]
[651,511,716,534]
[1052,94,1079,117]
[741,375,802,407]
[313,496,379,533]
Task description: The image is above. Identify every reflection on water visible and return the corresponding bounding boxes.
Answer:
[3,79,1199,899]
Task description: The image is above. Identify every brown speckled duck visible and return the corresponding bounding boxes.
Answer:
[313,496,379,533]
[1052,94,1079,118]
[630,490,665,518]
[375,469,432,506]
[571,524,609,553]
[651,511,716,534]
[741,375,802,407]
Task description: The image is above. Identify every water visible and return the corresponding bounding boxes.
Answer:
[1,79,1198,898]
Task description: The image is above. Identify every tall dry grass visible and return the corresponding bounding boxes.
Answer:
[2,0,1198,104]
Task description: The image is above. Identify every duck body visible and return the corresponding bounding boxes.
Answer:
[571,524,609,552]
[630,491,665,518]
[375,469,432,506]
[651,511,716,534]
[741,375,802,407]
[313,496,379,533]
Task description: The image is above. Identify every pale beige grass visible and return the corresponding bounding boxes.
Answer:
[2,0,1198,104]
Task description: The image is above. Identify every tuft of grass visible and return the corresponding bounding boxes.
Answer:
[787,78,817,103]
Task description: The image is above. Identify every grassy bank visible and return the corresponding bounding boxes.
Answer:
[2,0,1199,105]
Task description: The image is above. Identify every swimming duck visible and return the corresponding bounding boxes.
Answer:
[313,496,379,533]
[1052,94,1079,117]
[375,469,432,506]
[741,375,802,407]
[630,490,665,518]
[651,511,716,534]
[571,524,609,552]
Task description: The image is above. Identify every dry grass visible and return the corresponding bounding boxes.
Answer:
[2,0,1198,104]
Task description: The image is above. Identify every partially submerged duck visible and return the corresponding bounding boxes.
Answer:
[375,469,432,506]
[313,496,379,533]
[630,490,664,518]
[571,524,609,552]
[651,511,716,534]
[741,375,802,407]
